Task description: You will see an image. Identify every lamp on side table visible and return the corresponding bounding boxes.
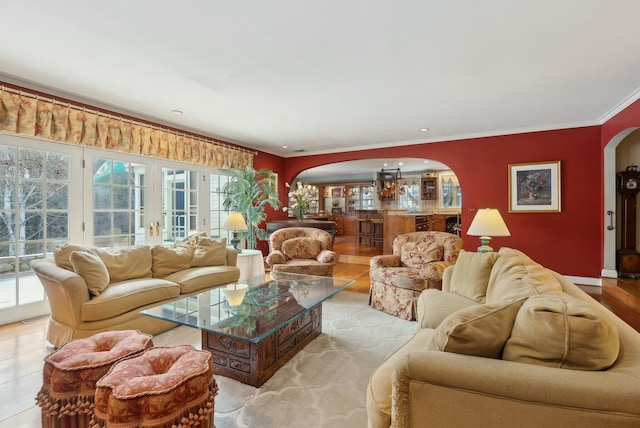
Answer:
[467,208,510,253]
[223,212,248,253]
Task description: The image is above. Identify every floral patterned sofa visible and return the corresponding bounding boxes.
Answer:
[369,231,463,320]
[265,227,339,277]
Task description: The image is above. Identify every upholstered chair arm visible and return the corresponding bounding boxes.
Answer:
[441,265,455,292]
[419,261,453,281]
[317,250,339,265]
[370,255,402,269]
[226,247,238,267]
[31,259,90,329]
[266,250,286,267]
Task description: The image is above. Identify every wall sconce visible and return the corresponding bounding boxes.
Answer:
[223,212,248,253]
[467,208,511,253]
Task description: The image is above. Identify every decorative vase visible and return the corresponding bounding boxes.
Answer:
[296,206,304,220]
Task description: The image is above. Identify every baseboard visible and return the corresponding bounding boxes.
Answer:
[566,275,601,287]
[601,269,618,278]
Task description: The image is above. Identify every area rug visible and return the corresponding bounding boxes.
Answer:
[153,290,414,428]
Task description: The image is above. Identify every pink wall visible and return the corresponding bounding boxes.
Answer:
[277,126,602,277]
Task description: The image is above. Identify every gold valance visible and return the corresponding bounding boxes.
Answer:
[0,86,254,169]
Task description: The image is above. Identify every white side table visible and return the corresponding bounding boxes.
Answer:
[236,249,265,281]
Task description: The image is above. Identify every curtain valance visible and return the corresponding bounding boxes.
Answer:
[0,86,254,169]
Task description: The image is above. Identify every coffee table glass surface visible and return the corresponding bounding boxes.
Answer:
[142,272,354,343]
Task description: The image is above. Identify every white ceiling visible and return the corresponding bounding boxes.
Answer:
[2,0,640,164]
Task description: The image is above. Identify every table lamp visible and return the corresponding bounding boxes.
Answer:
[223,212,248,253]
[467,208,510,253]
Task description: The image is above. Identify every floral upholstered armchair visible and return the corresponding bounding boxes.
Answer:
[266,227,339,277]
[369,231,462,320]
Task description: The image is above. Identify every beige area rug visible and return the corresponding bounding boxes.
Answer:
[153,290,414,428]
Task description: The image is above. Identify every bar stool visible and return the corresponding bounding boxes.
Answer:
[371,218,384,249]
[357,219,372,246]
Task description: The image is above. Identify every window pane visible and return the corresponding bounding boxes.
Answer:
[94,185,112,209]
[47,212,68,239]
[113,187,130,209]
[46,183,68,209]
[94,212,111,236]
[24,212,43,240]
[0,211,14,241]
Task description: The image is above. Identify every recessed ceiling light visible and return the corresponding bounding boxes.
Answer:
[398,162,404,166]
[171,109,183,115]
[282,145,288,149]
[420,127,429,132]
[424,160,430,163]
[383,163,388,167]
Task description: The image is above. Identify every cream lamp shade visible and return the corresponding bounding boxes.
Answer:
[467,208,510,253]
[223,212,248,252]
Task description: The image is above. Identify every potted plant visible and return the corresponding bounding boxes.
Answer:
[222,167,280,250]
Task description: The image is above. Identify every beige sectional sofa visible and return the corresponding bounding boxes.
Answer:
[32,234,240,347]
[367,247,640,428]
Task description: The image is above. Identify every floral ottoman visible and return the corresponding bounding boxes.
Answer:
[36,330,154,428]
[91,345,217,428]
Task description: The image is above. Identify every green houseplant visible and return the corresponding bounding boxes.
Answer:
[222,167,280,250]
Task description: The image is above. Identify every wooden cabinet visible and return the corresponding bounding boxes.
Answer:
[382,213,429,254]
[329,215,344,236]
[428,214,461,234]
[421,177,437,200]
[343,215,357,236]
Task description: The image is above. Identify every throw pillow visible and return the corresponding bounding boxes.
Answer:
[191,237,227,267]
[426,298,526,358]
[485,247,562,304]
[281,237,323,259]
[503,293,620,370]
[54,244,92,271]
[151,244,194,278]
[448,250,499,303]
[91,246,153,282]
[69,251,110,296]
[400,242,443,269]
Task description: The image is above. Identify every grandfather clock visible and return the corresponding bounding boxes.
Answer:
[617,165,640,278]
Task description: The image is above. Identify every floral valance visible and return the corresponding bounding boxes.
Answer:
[0,86,254,169]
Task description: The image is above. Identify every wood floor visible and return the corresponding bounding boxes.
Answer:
[1,237,638,426]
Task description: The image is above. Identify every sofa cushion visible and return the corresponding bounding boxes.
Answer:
[281,237,322,260]
[81,278,180,321]
[151,244,194,278]
[448,250,499,303]
[503,293,620,370]
[485,247,563,304]
[426,298,526,358]
[164,265,241,294]
[417,289,481,329]
[69,251,110,296]
[400,242,443,269]
[54,244,93,271]
[191,237,227,267]
[91,246,152,283]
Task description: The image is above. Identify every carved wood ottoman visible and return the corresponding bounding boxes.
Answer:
[36,330,154,428]
[91,345,217,428]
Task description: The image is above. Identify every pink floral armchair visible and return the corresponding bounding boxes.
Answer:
[266,227,339,277]
[369,231,462,320]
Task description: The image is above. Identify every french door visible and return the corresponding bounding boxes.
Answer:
[0,139,230,325]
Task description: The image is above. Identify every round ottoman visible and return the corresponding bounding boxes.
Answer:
[36,330,154,428]
[91,345,217,428]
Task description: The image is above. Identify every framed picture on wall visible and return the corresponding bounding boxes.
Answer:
[509,161,561,212]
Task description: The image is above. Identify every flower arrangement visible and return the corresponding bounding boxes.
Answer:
[282,181,316,219]
[521,172,547,199]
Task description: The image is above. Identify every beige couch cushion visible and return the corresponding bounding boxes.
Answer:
[54,244,93,270]
[81,278,180,321]
[448,250,499,303]
[165,265,241,294]
[426,298,526,358]
[400,242,443,269]
[417,289,480,329]
[151,244,194,278]
[485,247,563,304]
[191,237,227,267]
[281,237,323,259]
[91,246,152,283]
[503,293,620,370]
[69,251,110,296]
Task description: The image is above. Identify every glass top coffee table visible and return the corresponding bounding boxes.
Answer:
[142,272,354,387]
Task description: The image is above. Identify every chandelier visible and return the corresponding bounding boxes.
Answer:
[376,168,401,200]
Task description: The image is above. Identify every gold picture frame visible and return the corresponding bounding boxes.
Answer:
[509,161,561,212]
